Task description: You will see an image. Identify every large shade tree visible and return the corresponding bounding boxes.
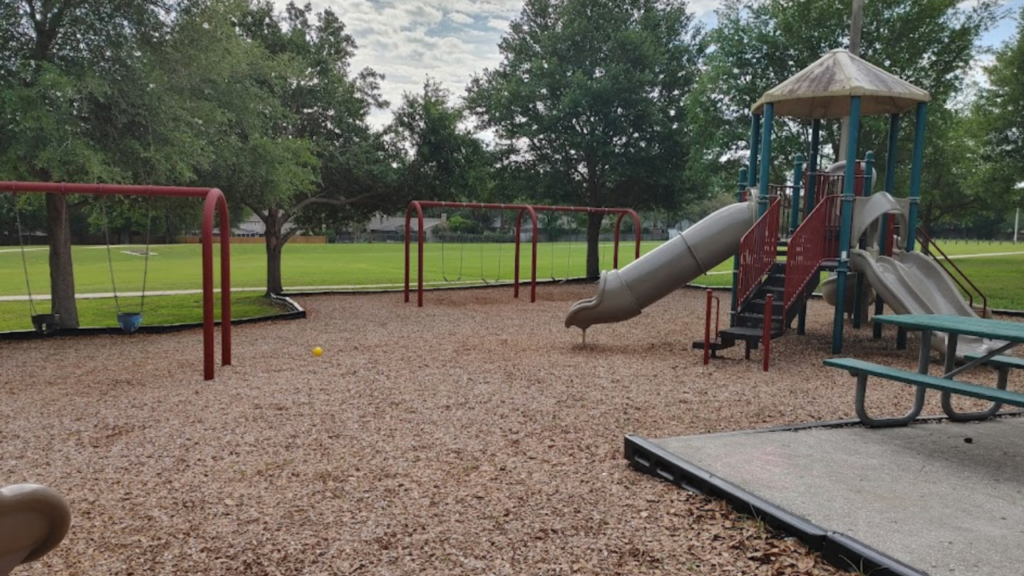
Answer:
[0,0,174,328]
[688,0,1001,220]
[388,79,493,203]
[466,0,706,278]
[970,6,1024,232]
[232,1,399,294]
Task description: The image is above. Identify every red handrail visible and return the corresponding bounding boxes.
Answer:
[916,227,988,315]
[784,195,841,315]
[736,198,780,306]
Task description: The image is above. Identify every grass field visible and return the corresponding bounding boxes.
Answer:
[1,238,1021,330]
[0,292,286,333]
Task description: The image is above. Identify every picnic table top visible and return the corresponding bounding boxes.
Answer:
[873,314,1024,343]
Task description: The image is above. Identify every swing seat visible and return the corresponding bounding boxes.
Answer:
[30,314,60,336]
[117,312,143,334]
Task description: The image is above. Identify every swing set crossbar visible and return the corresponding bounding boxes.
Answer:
[404,200,642,307]
[1,181,231,381]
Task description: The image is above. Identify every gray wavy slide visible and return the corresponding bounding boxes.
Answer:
[565,201,757,331]
[847,249,1006,359]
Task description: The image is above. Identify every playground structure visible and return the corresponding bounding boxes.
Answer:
[566,49,1002,367]
[1,181,232,381]
[404,200,641,307]
[0,484,71,576]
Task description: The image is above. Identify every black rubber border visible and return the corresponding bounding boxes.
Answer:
[624,434,928,576]
[0,293,305,341]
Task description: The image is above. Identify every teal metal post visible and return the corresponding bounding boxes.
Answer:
[731,168,747,327]
[798,120,822,336]
[906,103,928,252]
[758,104,774,217]
[748,115,761,190]
[790,154,804,233]
[832,96,861,354]
[875,114,900,340]
[804,119,821,218]
[852,151,874,329]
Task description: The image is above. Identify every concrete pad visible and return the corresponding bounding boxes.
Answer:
[654,417,1024,576]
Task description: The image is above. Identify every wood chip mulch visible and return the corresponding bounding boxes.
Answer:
[2,284,1019,575]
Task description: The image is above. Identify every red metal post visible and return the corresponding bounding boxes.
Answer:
[763,293,773,372]
[217,193,231,368]
[513,207,540,302]
[403,201,425,306]
[703,289,713,365]
[417,206,425,307]
[611,210,643,269]
[201,190,232,380]
[514,208,522,299]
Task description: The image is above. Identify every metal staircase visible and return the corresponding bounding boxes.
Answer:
[695,193,839,368]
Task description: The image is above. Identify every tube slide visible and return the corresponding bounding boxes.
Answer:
[850,249,1006,359]
[0,484,71,576]
[565,201,757,331]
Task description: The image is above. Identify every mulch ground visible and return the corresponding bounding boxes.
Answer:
[2,284,1019,575]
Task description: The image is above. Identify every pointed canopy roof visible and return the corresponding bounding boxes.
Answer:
[751,49,930,119]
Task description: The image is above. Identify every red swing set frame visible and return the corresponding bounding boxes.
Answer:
[2,181,231,381]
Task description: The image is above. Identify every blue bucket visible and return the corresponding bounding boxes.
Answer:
[117,312,143,334]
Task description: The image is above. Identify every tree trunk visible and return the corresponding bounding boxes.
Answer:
[585,212,602,279]
[264,209,284,295]
[46,193,79,328]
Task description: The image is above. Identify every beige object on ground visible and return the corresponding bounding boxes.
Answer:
[0,484,71,576]
[565,201,757,331]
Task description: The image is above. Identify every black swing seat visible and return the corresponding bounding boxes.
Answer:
[31,314,60,335]
[117,312,143,334]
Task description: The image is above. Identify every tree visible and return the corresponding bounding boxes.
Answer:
[231,2,399,294]
[388,79,493,203]
[0,0,173,328]
[466,0,706,278]
[971,6,1024,227]
[688,0,1002,200]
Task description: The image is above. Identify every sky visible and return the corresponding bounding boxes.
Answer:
[279,0,1024,128]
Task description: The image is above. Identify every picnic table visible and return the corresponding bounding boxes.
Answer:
[825,314,1024,427]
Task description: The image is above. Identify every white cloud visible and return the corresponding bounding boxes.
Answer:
[277,0,721,129]
[448,11,474,24]
[486,18,510,31]
[273,0,521,128]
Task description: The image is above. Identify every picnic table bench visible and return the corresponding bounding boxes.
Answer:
[825,315,1024,427]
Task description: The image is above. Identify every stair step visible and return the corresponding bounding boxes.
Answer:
[690,339,735,352]
[721,327,764,337]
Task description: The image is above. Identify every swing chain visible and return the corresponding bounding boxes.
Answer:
[100,199,122,315]
[139,195,153,315]
[13,194,37,316]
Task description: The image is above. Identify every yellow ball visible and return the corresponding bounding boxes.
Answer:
[312,347,323,357]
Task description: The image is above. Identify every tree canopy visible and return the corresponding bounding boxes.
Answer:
[466,0,706,277]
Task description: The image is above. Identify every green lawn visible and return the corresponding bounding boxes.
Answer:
[0,292,285,333]
[1,237,1020,331]
[0,241,662,295]
[930,239,1024,257]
